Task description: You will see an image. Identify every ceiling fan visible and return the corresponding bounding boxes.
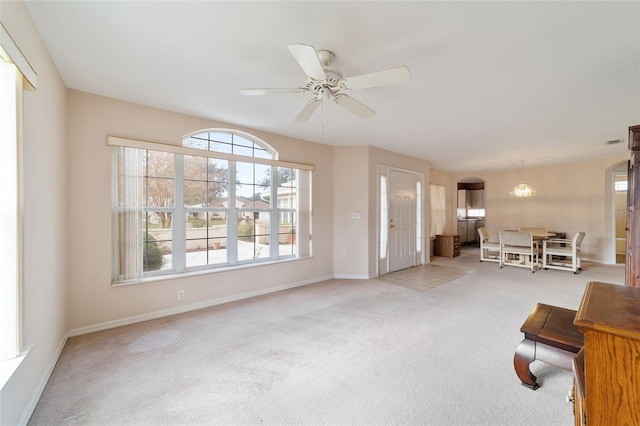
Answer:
[241,43,410,124]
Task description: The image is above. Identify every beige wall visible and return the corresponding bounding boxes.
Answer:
[333,146,370,278]
[333,146,429,278]
[66,90,335,332]
[453,156,628,264]
[0,2,69,425]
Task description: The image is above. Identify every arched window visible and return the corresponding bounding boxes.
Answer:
[110,129,312,283]
[183,130,277,160]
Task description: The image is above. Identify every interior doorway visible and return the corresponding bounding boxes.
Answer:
[613,164,628,264]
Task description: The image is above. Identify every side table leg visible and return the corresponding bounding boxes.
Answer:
[514,338,539,390]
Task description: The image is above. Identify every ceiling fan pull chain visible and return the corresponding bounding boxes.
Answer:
[320,92,324,133]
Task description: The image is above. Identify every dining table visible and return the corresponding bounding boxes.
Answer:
[504,230,556,240]
[532,232,556,240]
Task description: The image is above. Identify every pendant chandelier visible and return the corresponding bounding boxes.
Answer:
[510,160,536,198]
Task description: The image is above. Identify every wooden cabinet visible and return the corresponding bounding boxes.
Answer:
[457,220,479,244]
[572,281,640,425]
[467,220,478,243]
[457,221,468,244]
[436,234,460,257]
[627,125,640,287]
[457,190,466,209]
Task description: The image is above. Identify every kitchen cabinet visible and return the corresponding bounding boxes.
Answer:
[457,190,466,208]
[467,220,478,243]
[457,219,479,244]
[457,221,468,243]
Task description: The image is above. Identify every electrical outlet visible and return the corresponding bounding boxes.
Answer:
[341,251,346,258]
[178,290,185,301]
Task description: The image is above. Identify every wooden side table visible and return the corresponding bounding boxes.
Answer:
[435,234,460,257]
[514,303,584,389]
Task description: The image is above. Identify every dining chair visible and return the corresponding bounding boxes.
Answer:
[518,228,548,259]
[499,230,537,273]
[542,232,586,273]
[478,227,500,263]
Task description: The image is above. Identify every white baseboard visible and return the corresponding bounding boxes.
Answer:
[17,334,68,426]
[67,275,333,337]
[333,274,372,279]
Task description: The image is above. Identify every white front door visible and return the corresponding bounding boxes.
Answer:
[389,170,416,272]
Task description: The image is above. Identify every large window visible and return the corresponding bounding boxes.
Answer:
[1,23,36,363]
[111,130,312,284]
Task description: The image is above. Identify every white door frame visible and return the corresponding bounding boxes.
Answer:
[609,161,628,264]
[377,165,426,276]
[604,160,628,265]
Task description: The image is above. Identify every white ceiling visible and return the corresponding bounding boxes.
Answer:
[25,1,640,172]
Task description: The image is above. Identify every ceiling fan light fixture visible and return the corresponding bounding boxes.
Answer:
[316,50,335,67]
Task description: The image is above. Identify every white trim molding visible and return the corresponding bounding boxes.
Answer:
[67,275,333,337]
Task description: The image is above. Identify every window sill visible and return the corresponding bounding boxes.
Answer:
[112,255,312,287]
[0,345,32,391]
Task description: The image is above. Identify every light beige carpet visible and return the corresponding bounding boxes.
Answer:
[376,264,469,291]
[28,247,626,425]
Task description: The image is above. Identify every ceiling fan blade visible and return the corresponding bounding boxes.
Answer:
[343,66,410,91]
[288,43,327,81]
[294,99,321,123]
[240,88,303,96]
[334,94,375,118]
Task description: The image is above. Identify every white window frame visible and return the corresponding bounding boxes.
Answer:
[0,22,37,382]
[109,132,313,284]
[0,57,20,362]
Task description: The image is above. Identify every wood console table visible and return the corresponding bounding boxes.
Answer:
[572,281,640,425]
